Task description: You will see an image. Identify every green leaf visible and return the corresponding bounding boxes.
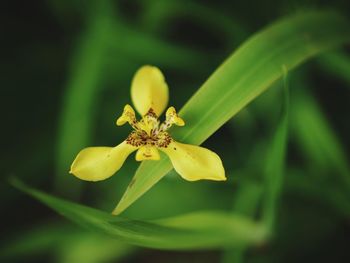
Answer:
[291,81,350,189]
[221,181,263,263]
[286,169,350,218]
[10,178,267,250]
[141,0,248,45]
[114,11,350,215]
[57,232,133,263]
[55,6,114,199]
[232,181,263,217]
[0,223,133,263]
[262,68,289,232]
[317,49,350,84]
[223,73,289,263]
[0,223,75,260]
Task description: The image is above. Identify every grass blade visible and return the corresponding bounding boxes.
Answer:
[222,71,289,263]
[262,67,289,232]
[291,82,350,189]
[221,182,263,263]
[55,9,114,198]
[114,11,350,215]
[0,223,133,263]
[317,49,350,84]
[10,178,266,250]
[0,224,74,260]
[57,232,133,263]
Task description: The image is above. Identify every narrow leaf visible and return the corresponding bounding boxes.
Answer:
[114,11,350,215]
[11,178,266,250]
[291,85,350,189]
[223,71,289,263]
[55,9,114,198]
[262,67,289,232]
[317,49,350,84]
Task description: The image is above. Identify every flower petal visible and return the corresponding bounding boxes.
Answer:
[161,141,226,181]
[131,65,169,116]
[70,142,136,181]
[136,145,160,161]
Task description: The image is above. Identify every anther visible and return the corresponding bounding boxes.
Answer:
[160,107,185,131]
[116,104,139,130]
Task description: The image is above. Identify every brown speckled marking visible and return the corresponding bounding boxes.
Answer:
[124,107,175,149]
[145,108,158,119]
[156,132,172,148]
[126,131,144,147]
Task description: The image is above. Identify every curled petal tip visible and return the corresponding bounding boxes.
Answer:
[175,117,185,126]
[116,104,136,126]
[124,104,134,112]
[216,175,227,181]
[164,106,185,128]
[116,117,126,126]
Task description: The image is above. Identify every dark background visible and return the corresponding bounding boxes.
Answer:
[1,0,350,262]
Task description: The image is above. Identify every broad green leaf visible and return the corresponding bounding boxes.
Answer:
[114,11,350,215]
[11,178,266,250]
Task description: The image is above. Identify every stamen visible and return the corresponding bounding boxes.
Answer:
[116,104,138,130]
[160,107,185,131]
[123,107,178,150]
[138,108,160,136]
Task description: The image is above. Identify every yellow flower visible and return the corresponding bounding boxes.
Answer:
[70,65,226,182]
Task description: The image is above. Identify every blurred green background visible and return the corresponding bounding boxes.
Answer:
[2,0,350,262]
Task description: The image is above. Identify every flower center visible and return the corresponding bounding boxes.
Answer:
[117,105,184,148]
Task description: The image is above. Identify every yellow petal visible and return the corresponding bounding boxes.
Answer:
[135,145,160,161]
[161,141,226,181]
[131,65,169,116]
[70,142,136,181]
